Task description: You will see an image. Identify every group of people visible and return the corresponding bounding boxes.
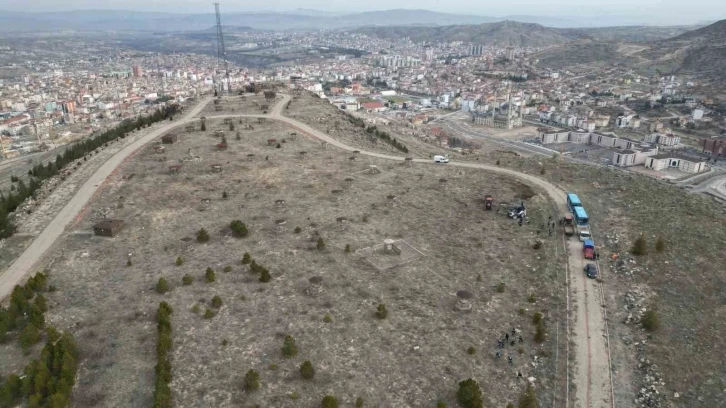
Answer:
[494,328,524,366]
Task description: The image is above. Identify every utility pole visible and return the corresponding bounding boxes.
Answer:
[214,3,230,94]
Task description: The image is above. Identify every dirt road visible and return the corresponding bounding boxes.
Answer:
[1,93,613,407]
[0,96,212,300]
[256,94,614,407]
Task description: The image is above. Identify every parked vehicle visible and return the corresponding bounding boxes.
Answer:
[485,195,493,211]
[574,206,589,225]
[578,225,592,242]
[434,155,449,163]
[562,215,575,237]
[567,193,582,213]
[584,263,598,279]
[583,239,595,259]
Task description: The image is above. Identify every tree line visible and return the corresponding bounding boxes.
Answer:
[0,272,79,408]
[0,104,180,239]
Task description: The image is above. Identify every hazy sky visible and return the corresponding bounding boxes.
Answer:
[1,0,723,24]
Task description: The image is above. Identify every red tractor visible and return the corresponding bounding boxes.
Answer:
[484,195,493,211]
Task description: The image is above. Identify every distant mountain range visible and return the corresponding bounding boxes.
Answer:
[532,19,726,77]
[0,9,700,32]
[353,20,700,47]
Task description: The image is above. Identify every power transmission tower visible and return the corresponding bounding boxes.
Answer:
[214,2,230,94]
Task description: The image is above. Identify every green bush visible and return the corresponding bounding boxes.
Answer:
[355,397,364,407]
[182,274,194,285]
[259,268,271,283]
[241,253,251,264]
[641,309,660,332]
[34,293,47,312]
[294,227,302,233]
[321,395,339,408]
[299,360,315,380]
[457,378,484,408]
[175,257,184,266]
[205,267,215,283]
[154,301,174,408]
[204,309,215,319]
[533,312,543,325]
[230,220,249,238]
[156,278,170,294]
[196,228,210,243]
[323,314,332,323]
[631,235,647,256]
[467,346,476,355]
[518,383,539,408]
[127,258,132,267]
[519,308,526,315]
[437,402,448,408]
[191,304,200,313]
[528,293,537,303]
[222,191,228,199]
[316,237,325,250]
[655,237,665,253]
[282,335,298,358]
[534,321,546,343]
[211,296,223,308]
[19,323,41,351]
[496,282,506,293]
[345,244,351,253]
[376,304,388,319]
[223,265,232,273]
[200,122,206,131]
[244,369,260,392]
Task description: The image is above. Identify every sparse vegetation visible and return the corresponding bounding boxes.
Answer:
[294,226,302,233]
[175,256,184,266]
[155,277,170,294]
[222,191,228,199]
[211,295,223,308]
[345,244,351,253]
[321,395,339,408]
[282,335,298,358]
[323,314,332,323]
[205,267,215,282]
[241,252,251,264]
[316,237,325,250]
[244,369,260,392]
[496,282,506,293]
[457,378,484,408]
[196,228,210,243]
[437,402,448,408]
[259,269,271,283]
[299,360,315,380]
[230,220,249,238]
[182,274,194,285]
[655,237,665,253]
[631,235,647,256]
[534,321,546,343]
[154,301,174,408]
[641,309,660,332]
[376,304,388,319]
[204,309,214,319]
[528,293,537,303]
[356,397,364,407]
[518,383,539,408]
[467,346,476,355]
[533,312,543,325]
[223,265,232,273]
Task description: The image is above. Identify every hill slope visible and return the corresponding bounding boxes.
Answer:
[355,21,572,48]
[632,19,726,76]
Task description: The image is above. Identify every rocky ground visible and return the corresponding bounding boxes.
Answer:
[20,115,567,407]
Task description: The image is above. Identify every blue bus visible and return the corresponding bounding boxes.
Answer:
[567,193,582,212]
[574,206,589,225]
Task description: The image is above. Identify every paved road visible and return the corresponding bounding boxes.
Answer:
[1,93,614,407]
[0,96,212,300]
[213,94,615,407]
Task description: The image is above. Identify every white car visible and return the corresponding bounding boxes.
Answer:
[434,155,449,163]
